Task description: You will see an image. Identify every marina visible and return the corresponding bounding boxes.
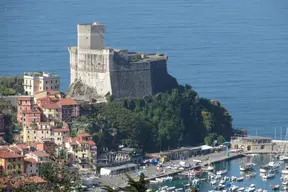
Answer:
[149,155,285,192]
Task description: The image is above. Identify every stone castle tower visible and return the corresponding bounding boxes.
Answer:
[67,21,177,102]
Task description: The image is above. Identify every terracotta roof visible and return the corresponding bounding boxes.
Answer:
[41,103,60,109]
[17,97,33,101]
[87,140,95,145]
[52,128,70,132]
[33,150,50,157]
[0,176,46,188]
[58,98,77,106]
[16,143,29,150]
[24,158,37,164]
[38,122,50,125]
[77,133,90,138]
[9,146,22,154]
[0,150,24,158]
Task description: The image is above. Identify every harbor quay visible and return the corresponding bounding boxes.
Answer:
[97,150,243,188]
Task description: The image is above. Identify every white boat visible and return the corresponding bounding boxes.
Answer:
[210,180,217,185]
[238,187,245,191]
[219,179,225,184]
[267,161,280,169]
[162,176,173,181]
[166,187,175,191]
[283,180,288,185]
[262,172,275,179]
[236,177,244,181]
[283,166,288,174]
[205,165,214,171]
[280,155,288,161]
[230,185,239,191]
[217,169,227,175]
[155,178,164,182]
[246,186,256,192]
[175,188,183,191]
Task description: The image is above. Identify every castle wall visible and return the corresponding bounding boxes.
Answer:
[69,47,78,85]
[110,61,153,100]
[75,49,112,97]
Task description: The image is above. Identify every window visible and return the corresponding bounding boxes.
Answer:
[34,131,36,133]
[47,131,48,134]
[34,113,36,116]
[49,109,51,112]
[28,136,30,138]
[42,131,44,134]
[56,80,57,83]
[51,80,52,83]
[30,164,32,167]
[46,81,47,84]
[28,131,30,133]
[34,136,36,139]
[46,87,48,90]
[24,118,26,121]
[24,114,26,117]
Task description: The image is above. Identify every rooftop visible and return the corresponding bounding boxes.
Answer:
[0,176,46,188]
[236,136,272,140]
[17,96,33,101]
[101,163,137,171]
[41,103,60,109]
[24,158,37,164]
[58,98,77,106]
[0,150,24,159]
[24,72,58,77]
[52,128,70,132]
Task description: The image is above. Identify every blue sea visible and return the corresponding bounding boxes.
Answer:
[1,0,288,137]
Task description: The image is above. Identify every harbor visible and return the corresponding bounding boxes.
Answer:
[95,136,288,192]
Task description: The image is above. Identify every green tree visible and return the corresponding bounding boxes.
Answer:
[38,162,83,192]
[217,135,226,145]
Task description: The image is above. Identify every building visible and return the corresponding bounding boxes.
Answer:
[24,158,38,176]
[17,96,41,128]
[0,113,4,136]
[0,147,25,176]
[65,133,97,169]
[22,122,52,143]
[51,128,70,145]
[23,72,60,96]
[100,163,137,176]
[25,150,50,163]
[41,103,62,124]
[230,136,274,153]
[58,98,79,121]
[67,21,177,102]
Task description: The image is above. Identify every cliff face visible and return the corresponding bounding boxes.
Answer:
[66,80,106,103]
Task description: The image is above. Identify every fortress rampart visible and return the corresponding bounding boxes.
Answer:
[67,22,177,102]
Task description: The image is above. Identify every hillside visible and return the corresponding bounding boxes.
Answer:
[72,84,233,153]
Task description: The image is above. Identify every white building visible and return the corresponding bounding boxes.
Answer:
[24,158,38,176]
[23,72,60,96]
[100,163,137,176]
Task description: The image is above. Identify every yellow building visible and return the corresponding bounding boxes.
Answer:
[41,103,62,125]
[22,122,52,143]
[0,148,25,176]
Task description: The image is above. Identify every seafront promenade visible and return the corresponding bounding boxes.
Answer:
[97,151,244,188]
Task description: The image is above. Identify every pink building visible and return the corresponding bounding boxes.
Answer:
[57,98,80,121]
[17,97,41,128]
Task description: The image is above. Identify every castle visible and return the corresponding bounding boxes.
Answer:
[67,22,177,102]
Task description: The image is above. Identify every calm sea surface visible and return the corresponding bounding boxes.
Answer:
[1,0,288,137]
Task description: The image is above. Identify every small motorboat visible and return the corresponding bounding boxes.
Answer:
[219,179,225,184]
[216,169,227,175]
[238,187,245,191]
[280,155,288,161]
[262,172,275,180]
[282,166,288,174]
[210,180,217,185]
[271,185,280,191]
[231,176,237,181]
[236,176,244,181]
[229,185,239,191]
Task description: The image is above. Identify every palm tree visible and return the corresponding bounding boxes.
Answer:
[123,173,149,192]
[102,173,149,192]
[102,185,117,192]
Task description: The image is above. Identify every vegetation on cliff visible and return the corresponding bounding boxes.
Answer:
[73,85,233,153]
[0,76,24,95]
